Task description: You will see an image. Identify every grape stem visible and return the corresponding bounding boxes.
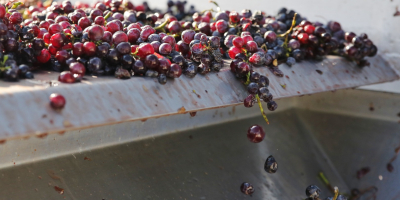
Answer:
[318,172,335,194]
[200,8,215,14]
[255,94,269,125]
[243,52,269,125]
[278,13,297,56]
[244,71,250,85]
[130,47,140,59]
[104,12,112,21]
[333,187,339,200]
[43,0,53,8]
[154,19,170,32]
[1,55,8,66]
[200,0,221,14]
[0,55,10,72]
[11,2,23,9]
[209,1,219,7]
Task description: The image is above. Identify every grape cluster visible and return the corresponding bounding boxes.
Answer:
[0,1,378,101]
[0,2,37,81]
[288,20,377,67]
[222,8,378,69]
[186,32,224,76]
[166,0,196,21]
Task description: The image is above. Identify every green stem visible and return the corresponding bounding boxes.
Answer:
[130,47,139,58]
[171,33,181,38]
[200,8,215,15]
[333,187,339,200]
[2,55,8,66]
[209,1,219,7]
[104,12,112,20]
[255,94,269,125]
[95,41,102,46]
[318,172,330,185]
[244,71,250,85]
[154,19,170,32]
[11,2,23,9]
[279,13,297,49]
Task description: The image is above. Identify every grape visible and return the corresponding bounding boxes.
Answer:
[244,94,255,108]
[240,182,255,196]
[305,185,321,199]
[264,155,278,173]
[286,57,296,66]
[247,125,265,143]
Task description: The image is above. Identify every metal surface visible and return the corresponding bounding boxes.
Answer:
[0,109,349,200]
[297,110,400,200]
[0,89,399,199]
[0,55,397,141]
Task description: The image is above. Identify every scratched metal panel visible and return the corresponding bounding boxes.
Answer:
[0,55,397,139]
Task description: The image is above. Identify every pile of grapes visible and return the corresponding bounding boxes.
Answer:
[0,0,379,198]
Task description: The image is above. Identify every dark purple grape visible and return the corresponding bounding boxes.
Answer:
[288,39,300,50]
[172,55,186,68]
[201,54,212,65]
[158,58,171,74]
[267,50,277,60]
[107,48,119,64]
[177,41,190,54]
[147,34,160,42]
[193,32,206,40]
[258,87,270,100]
[235,53,247,61]
[121,54,134,70]
[116,42,131,55]
[87,57,104,75]
[352,36,364,48]
[321,32,331,42]
[167,63,182,78]
[267,101,278,111]
[198,22,211,35]
[250,71,260,82]
[264,31,277,43]
[247,82,259,94]
[159,43,172,55]
[264,155,278,173]
[368,45,378,57]
[240,182,255,196]
[184,62,197,78]
[4,68,18,81]
[144,54,160,70]
[96,43,109,57]
[197,63,210,75]
[305,185,321,199]
[209,36,220,48]
[253,36,264,46]
[345,45,358,57]
[292,49,303,61]
[210,60,223,71]
[132,60,146,76]
[244,94,255,108]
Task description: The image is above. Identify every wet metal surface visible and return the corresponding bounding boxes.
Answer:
[0,55,397,140]
[0,90,398,199]
[1,107,399,199]
[0,109,349,200]
[297,109,400,200]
